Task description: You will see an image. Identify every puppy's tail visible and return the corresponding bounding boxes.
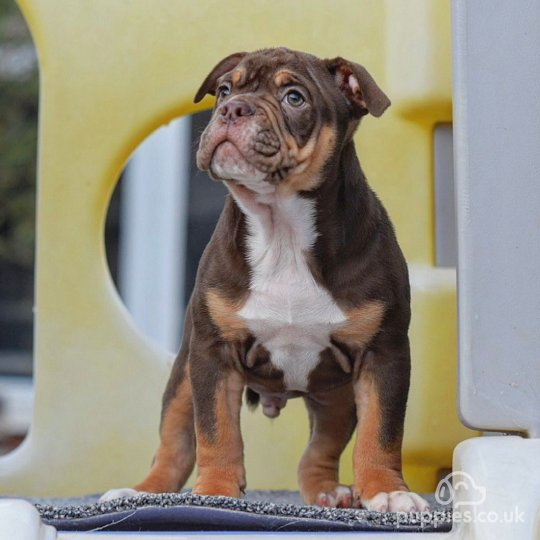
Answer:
[245,388,260,411]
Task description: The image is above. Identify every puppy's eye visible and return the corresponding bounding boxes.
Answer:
[284,90,305,107]
[217,84,231,99]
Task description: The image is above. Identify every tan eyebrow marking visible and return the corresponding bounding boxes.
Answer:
[274,70,297,87]
[231,67,246,86]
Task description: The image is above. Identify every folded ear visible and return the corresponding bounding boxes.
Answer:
[194,52,248,103]
[324,57,390,118]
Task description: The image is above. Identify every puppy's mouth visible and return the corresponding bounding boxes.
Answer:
[209,140,262,181]
[209,139,293,187]
[198,119,293,187]
[211,140,246,172]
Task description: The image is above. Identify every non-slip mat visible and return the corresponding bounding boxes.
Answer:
[30,491,453,533]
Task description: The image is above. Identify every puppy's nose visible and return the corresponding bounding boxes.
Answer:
[219,99,255,122]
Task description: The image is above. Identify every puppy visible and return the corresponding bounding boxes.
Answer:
[102,47,429,513]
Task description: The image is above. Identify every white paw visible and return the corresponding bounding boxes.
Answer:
[316,485,353,508]
[99,488,142,502]
[362,490,430,513]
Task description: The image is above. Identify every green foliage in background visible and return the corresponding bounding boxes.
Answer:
[0,0,38,267]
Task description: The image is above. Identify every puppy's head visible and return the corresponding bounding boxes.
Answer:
[195,47,390,194]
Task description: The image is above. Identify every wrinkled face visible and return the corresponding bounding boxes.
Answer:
[195,48,390,195]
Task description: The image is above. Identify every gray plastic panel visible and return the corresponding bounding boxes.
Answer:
[452,0,540,436]
[434,123,457,268]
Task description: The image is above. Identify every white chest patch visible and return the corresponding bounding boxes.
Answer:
[232,187,347,392]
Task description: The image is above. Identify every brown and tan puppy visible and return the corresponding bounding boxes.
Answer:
[102,48,429,512]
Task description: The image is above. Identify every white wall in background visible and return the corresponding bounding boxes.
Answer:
[119,117,191,354]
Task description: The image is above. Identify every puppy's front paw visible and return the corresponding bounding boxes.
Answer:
[361,490,430,513]
[192,478,243,498]
[99,488,142,503]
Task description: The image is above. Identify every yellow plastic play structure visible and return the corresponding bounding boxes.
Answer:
[0,0,475,497]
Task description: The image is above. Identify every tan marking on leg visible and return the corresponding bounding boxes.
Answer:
[206,288,248,341]
[353,373,407,502]
[333,301,385,349]
[193,370,246,497]
[279,125,337,195]
[135,367,195,493]
[298,388,356,507]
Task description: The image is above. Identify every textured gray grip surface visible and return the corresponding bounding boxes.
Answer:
[30,492,451,533]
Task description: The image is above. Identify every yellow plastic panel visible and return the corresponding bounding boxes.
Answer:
[0,0,474,496]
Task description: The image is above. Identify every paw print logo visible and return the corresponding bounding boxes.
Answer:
[436,471,486,508]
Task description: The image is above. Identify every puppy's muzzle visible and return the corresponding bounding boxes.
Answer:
[218,98,255,124]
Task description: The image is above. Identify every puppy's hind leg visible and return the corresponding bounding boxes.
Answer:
[134,362,195,494]
[100,312,196,502]
[298,387,357,508]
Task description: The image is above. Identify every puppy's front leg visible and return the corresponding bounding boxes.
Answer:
[190,339,246,498]
[353,335,429,512]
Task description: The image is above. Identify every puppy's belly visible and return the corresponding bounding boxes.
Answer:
[251,324,326,391]
[239,292,346,392]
